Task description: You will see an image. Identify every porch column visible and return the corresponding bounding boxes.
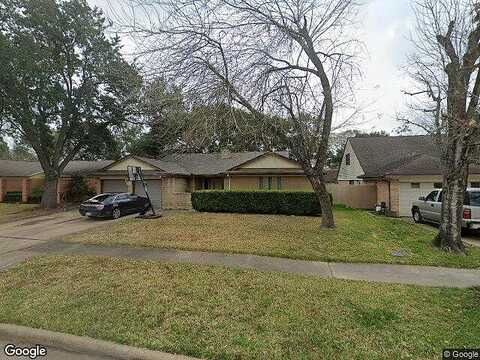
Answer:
[0,178,4,202]
[21,178,30,203]
[190,176,196,192]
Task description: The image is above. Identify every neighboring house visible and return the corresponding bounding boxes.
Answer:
[337,135,480,217]
[0,160,112,204]
[0,152,337,209]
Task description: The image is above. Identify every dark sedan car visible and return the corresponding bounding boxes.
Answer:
[79,193,151,219]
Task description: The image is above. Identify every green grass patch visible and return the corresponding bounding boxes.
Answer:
[0,256,478,360]
[65,208,480,268]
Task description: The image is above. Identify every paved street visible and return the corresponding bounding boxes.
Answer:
[0,339,113,360]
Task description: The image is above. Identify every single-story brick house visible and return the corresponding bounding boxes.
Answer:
[0,152,337,209]
[337,135,480,217]
[0,160,112,204]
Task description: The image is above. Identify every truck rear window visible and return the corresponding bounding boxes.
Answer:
[466,192,480,206]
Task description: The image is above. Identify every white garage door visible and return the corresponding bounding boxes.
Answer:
[134,180,162,209]
[102,179,128,194]
[399,182,436,217]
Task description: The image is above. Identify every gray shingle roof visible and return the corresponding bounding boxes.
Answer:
[160,152,289,175]
[349,135,480,177]
[0,160,114,177]
[135,157,190,175]
[0,160,42,177]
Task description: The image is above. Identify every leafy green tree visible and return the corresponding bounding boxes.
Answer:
[131,79,285,157]
[0,137,9,159]
[0,0,140,208]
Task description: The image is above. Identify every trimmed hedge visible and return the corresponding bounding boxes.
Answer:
[192,190,332,216]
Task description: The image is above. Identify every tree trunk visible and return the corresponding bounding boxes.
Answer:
[308,175,335,229]
[433,142,467,253]
[41,175,59,209]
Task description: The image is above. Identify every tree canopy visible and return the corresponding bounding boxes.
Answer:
[0,0,141,207]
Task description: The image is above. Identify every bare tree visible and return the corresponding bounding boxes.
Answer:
[401,0,480,252]
[116,0,362,228]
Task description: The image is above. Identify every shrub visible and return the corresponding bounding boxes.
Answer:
[66,175,96,203]
[192,191,332,216]
[28,187,43,204]
[4,191,22,203]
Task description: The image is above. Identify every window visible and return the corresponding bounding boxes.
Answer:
[345,153,351,166]
[425,191,439,202]
[438,191,443,202]
[467,191,480,206]
[434,182,443,189]
[258,177,281,190]
[471,182,480,188]
[349,180,355,185]
[411,183,420,189]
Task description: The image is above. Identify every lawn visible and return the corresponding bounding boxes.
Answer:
[65,208,480,269]
[0,203,40,223]
[0,256,477,360]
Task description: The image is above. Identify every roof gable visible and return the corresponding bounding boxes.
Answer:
[101,156,190,175]
[231,152,301,170]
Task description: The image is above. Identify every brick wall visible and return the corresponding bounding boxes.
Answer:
[376,181,390,208]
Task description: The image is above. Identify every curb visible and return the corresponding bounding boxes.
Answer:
[0,324,202,360]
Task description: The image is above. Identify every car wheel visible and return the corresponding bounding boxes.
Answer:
[112,208,121,219]
[412,209,423,223]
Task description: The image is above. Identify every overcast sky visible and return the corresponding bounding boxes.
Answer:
[89,0,417,134]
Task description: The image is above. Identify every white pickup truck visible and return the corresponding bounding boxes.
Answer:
[411,188,480,229]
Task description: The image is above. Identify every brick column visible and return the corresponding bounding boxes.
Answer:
[0,178,4,202]
[21,178,30,203]
[95,178,102,194]
[389,180,400,217]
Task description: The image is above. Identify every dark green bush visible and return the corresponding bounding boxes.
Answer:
[4,191,22,203]
[28,187,43,204]
[66,175,96,203]
[192,191,332,216]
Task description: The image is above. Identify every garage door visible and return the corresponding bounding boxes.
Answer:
[102,179,128,194]
[134,180,162,209]
[399,182,435,217]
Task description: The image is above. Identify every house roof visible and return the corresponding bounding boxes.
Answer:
[160,151,290,176]
[349,135,480,177]
[0,151,304,178]
[132,156,190,175]
[0,159,114,177]
[348,136,436,178]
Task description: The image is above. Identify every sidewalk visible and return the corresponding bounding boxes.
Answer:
[18,241,480,288]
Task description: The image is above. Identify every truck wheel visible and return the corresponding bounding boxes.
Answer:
[412,209,423,223]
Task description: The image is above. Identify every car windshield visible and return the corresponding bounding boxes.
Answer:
[467,191,480,206]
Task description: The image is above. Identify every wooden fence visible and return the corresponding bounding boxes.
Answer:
[326,183,377,209]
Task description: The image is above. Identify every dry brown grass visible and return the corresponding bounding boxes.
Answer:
[65,208,480,268]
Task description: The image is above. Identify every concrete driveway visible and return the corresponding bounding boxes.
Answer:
[401,217,480,248]
[0,210,120,270]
